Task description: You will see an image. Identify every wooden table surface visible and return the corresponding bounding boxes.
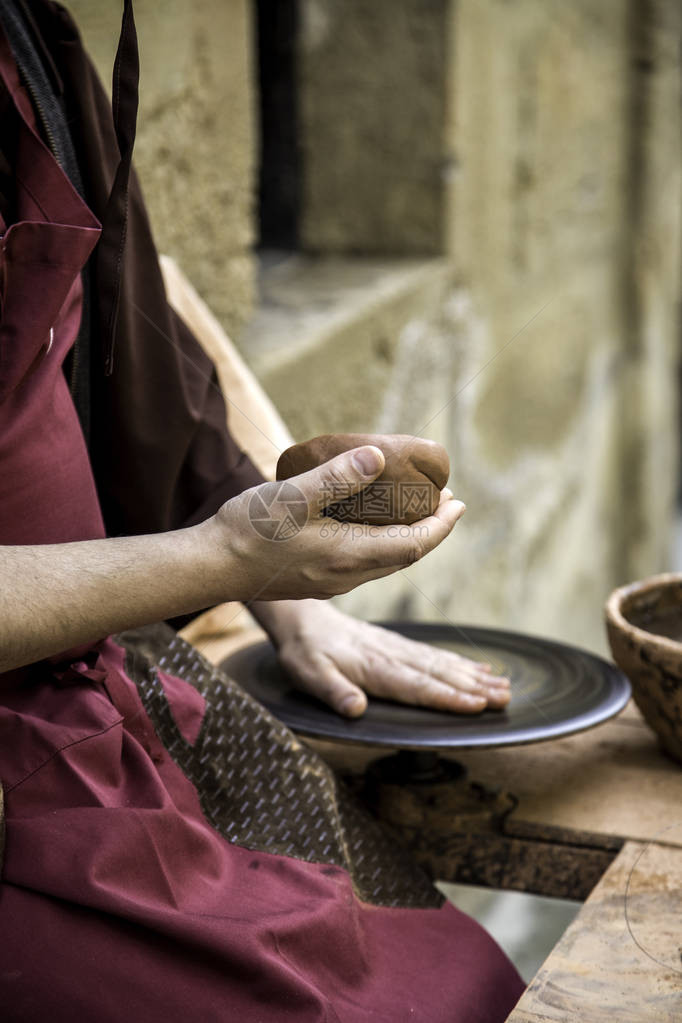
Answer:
[310,702,682,1021]
[507,841,682,1022]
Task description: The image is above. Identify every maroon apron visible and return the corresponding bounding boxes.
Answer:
[0,24,523,1023]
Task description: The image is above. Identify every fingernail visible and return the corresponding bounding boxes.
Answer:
[352,446,383,476]
[452,500,466,516]
[443,487,454,499]
[340,693,364,716]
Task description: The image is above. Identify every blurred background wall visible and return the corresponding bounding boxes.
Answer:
[68,0,681,654]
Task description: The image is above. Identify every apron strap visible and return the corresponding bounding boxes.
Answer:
[97,0,140,376]
[0,0,140,381]
[0,0,94,438]
[0,780,4,878]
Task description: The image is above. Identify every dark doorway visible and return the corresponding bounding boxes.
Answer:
[255,0,301,250]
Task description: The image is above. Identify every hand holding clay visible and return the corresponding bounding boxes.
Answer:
[209,445,465,603]
[276,433,450,525]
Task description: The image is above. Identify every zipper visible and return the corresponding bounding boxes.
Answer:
[24,86,60,163]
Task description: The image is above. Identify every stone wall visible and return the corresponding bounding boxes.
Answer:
[297,0,450,254]
[67,0,681,655]
[66,0,256,338]
[246,0,681,655]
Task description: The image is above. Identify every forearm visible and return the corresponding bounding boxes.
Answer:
[0,521,229,673]
[0,447,462,673]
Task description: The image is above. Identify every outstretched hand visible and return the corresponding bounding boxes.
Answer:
[269,602,511,718]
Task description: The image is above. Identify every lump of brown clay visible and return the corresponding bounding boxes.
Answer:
[276,433,450,525]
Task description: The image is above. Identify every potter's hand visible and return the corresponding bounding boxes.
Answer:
[250,600,511,717]
[207,446,465,604]
[0,446,464,675]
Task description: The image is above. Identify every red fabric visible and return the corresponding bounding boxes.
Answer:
[0,14,524,1022]
[0,26,102,545]
[158,668,206,746]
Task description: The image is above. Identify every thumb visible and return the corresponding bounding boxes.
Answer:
[310,662,369,718]
[293,445,385,517]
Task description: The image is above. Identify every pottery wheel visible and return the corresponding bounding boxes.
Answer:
[219,622,631,751]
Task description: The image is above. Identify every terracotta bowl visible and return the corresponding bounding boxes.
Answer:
[605,573,682,763]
